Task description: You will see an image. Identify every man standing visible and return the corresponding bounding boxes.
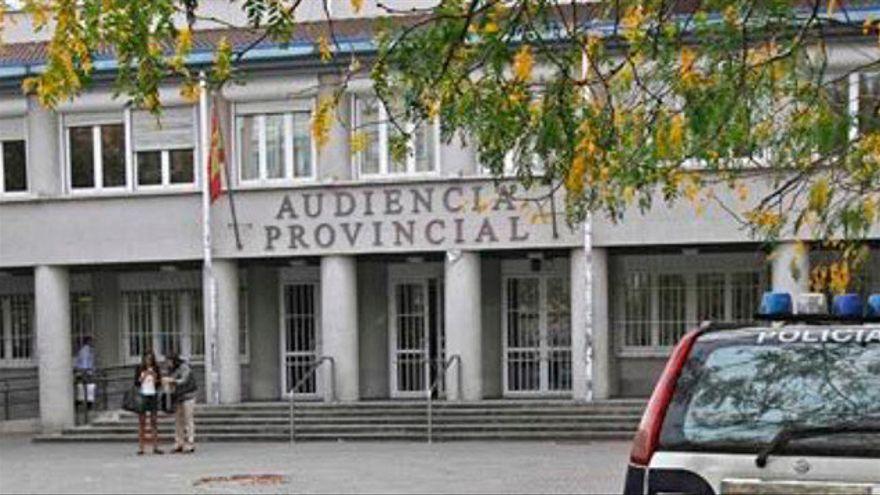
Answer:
[74,336,96,409]
[166,353,198,454]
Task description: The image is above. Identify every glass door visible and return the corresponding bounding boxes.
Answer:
[281,282,319,397]
[389,275,445,398]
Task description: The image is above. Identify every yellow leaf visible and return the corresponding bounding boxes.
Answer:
[179,80,201,103]
[311,96,335,149]
[349,0,363,14]
[350,131,368,154]
[512,45,534,82]
[735,181,749,202]
[827,0,838,17]
[808,178,830,212]
[317,35,332,63]
[566,155,586,196]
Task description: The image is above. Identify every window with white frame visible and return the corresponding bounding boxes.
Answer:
[353,94,439,177]
[0,294,34,366]
[132,107,196,188]
[65,107,198,193]
[614,256,767,353]
[0,117,26,195]
[66,113,127,191]
[235,100,314,184]
[819,72,880,152]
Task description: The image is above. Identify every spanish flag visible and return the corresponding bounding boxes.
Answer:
[208,110,224,203]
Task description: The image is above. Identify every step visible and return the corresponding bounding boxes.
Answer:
[35,430,633,443]
[64,421,638,434]
[93,413,641,426]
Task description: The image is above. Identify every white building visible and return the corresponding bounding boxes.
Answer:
[0,1,878,432]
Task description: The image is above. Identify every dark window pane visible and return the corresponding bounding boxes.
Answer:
[169,149,194,184]
[69,127,95,189]
[2,140,26,192]
[101,124,126,187]
[136,151,162,186]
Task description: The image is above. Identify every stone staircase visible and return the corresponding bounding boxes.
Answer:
[33,399,645,442]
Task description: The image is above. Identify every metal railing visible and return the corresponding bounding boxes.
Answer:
[426,354,460,444]
[0,372,38,421]
[288,356,335,443]
[0,365,136,423]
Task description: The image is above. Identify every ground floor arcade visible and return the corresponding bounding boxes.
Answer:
[1,244,878,431]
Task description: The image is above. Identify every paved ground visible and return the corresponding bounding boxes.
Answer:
[0,435,630,494]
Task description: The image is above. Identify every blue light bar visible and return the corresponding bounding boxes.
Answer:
[867,294,880,320]
[831,294,863,318]
[759,292,792,316]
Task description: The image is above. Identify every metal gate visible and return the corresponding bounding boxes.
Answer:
[389,273,444,398]
[281,282,320,397]
[503,275,571,395]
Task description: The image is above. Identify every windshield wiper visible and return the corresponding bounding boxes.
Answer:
[756,419,880,468]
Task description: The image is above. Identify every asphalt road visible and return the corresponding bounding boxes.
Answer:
[0,435,630,494]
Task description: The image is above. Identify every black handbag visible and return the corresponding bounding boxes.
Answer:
[122,385,143,413]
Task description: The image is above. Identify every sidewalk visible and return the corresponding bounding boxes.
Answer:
[0,434,630,494]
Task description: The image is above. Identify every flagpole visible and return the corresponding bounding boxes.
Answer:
[200,73,220,405]
[580,49,594,403]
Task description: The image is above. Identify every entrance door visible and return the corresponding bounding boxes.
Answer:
[281,282,320,397]
[503,275,571,395]
[389,272,444,398]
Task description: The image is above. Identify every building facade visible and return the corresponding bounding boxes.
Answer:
[0,3,878,431]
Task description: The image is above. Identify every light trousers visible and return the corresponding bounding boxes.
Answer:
[174,398,195,450]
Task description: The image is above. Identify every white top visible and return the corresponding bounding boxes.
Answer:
[139,372,157,396]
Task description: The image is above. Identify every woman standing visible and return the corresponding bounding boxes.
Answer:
[134,350,163,455]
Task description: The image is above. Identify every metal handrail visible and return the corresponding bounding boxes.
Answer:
[426,354,461,444]
[288,356,335,443]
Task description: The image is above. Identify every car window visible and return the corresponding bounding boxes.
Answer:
[659,327,880,456]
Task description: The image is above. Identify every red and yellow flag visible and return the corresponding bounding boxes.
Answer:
[208,110,224,203]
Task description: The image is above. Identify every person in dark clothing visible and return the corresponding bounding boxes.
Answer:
[134,350,163,455]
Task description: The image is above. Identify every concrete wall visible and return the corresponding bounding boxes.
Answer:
[247,266,280,400]
[617,358,666,398]
[357,260,389,399]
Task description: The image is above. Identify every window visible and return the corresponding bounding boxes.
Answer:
[615,262,767,353]
[67,121,127,191]
[122,289,203,362]
[236,109,314,184]
[133,107,196,189]
[0,294,34,365]
[353,94,439,177]
[122,285,249,362]
[0,140,26,194]
[71,293,94,353]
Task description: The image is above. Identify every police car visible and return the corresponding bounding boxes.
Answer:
[624,292,880,495]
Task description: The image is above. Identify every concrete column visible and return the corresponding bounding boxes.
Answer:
[572,247,612,401]
[214,259,241,404]
[27,96,61,197]
[772,242,810,295]
[321,256,359,401]
[247,266,280,400]
[444,250,482,401]
[92,271,120,367]
[35,265,74,432]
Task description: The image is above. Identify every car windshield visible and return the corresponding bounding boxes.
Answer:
[659,326,880,457]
